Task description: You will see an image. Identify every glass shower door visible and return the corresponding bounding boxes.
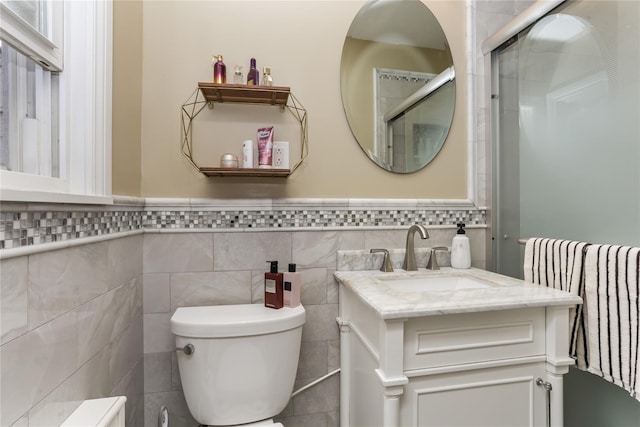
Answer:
[494,0,640,279]
[492,2,640,425]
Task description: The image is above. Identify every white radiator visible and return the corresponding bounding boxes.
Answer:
[60,396,127,427]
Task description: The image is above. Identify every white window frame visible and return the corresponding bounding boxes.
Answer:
[0,0,112,204]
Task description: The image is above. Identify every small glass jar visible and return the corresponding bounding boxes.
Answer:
[233,65,244,84]
[220,153,238,168]
[262,67,273,86]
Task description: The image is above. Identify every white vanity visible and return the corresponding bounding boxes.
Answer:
[335,268,581,427]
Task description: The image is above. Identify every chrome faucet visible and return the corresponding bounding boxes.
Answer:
[370,248,394,272]
[403,224,429,271]
[426,246,449,270]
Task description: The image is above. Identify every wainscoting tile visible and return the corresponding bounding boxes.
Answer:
[327,339,340,372]
[143,273,171,313]
[143,233,213,273]
[76,279,140,365]
[28,242,108,329]
[108,234,143,288]
[144,391,197,427]
[326,269,338,304]
[171,351,182,391]
[251,269,265,304]
[145,352,172,393]
[292,374,339,416]
[301,304,339,342]
[8,416,28,426]
[1,256,28,344]
[297,340,328,380]
[111,358,145,427]
[292,231,364,268]
[328,410,339,427]
[170,271,252,310]
[213,232,292,271]
[27,347,111,427]
[109,315,144,391]
[0,198,491,427]
[1,311,78,427]
[143,313,174,353]
[300,268,328,305]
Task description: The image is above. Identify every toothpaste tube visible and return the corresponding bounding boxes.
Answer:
[257,126,274,168]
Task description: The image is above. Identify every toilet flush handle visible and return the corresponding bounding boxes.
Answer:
[176,344,195,355]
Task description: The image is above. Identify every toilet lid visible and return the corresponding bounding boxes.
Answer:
[170,303,305,338]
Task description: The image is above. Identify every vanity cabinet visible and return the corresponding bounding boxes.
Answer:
[401,309,547,426]
[335,268,580,427]
[402,362,546,426]
[180,83,308,177]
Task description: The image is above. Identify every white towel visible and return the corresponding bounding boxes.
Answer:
[585,244,640,401]
[523,238,590,369]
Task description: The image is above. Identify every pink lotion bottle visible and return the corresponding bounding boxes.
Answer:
[283,263,301,308]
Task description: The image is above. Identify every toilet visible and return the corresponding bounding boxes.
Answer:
[170,303,306,426]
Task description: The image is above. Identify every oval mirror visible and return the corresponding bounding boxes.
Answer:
[340,0,455,173]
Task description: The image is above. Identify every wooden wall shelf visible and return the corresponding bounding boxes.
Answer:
[180,84,308,178]
[198,83,290,106]
[199,167,290,177]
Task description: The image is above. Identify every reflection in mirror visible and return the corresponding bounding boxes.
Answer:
[341,0,455,173]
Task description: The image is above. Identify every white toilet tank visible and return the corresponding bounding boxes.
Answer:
[170,304,305,426]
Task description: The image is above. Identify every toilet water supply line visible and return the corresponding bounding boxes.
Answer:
[291,368,341,397]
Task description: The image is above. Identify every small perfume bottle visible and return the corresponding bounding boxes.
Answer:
[233,65,244,84]
[212,55,226,84]
[262,67,273,86]
[247,58,259,85]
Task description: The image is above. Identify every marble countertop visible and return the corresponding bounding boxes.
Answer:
[334,267,582,320]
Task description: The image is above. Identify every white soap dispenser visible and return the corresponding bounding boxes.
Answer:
[451,223,471,269]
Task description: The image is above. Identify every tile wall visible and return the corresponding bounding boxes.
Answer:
[141,225,487,427]
[0,233,144,427]
[0,198,487,427]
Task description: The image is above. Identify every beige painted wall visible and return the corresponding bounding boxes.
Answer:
[134,0,467,199]
[112,0,143,197]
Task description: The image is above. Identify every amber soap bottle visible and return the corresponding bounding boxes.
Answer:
[264,260,283,309]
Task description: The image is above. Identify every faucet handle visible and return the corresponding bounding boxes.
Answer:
[426,246,449,270]
[370,249,394,272]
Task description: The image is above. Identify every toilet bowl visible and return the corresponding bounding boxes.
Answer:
[170,304,305,426]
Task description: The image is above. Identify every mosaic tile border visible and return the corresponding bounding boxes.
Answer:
[0,202,487,250]
[0,210,144,249]
[141,208,486,230]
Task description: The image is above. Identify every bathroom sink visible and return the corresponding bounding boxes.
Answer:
[376,274,492,292]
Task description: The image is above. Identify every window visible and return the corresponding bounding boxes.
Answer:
[0,0,112,203]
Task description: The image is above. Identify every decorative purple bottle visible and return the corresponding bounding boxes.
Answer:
[213,55,226,84]
[247,58,259,85]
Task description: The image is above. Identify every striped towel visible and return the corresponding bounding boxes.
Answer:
[585,244,640,401]
[524,238,590,369]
